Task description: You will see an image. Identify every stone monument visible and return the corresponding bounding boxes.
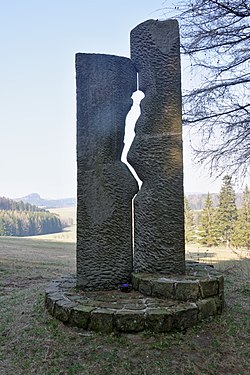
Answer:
[45,19,224,334]
[77,20,185,290]
[128,19,185,274]
[76,54,138,290]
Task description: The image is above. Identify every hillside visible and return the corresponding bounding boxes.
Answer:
[14,192,244,211]
[15,193,76,209]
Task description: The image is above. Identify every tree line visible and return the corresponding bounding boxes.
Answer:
[0,197,45,212]
[0,197,62,236]
[185,176,250,249]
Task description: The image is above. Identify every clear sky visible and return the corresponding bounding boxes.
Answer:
[0,0,247,199]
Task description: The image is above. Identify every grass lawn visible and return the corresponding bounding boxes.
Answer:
[0,236,249,374]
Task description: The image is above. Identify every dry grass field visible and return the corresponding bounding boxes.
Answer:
[0,232,249,374]
[186,243,250,266]
[49,207,76,225]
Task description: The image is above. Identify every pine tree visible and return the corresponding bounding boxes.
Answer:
[184,196,196,243]
[199,193,217,246]
[231,185,250,249]
[216,175,238,248]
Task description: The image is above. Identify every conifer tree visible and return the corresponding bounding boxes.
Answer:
[216,175,237,248]
[199,193,217,246]
[184,196,196,243]
[231,185,250,249]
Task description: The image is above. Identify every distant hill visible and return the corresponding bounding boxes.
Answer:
[15,193,76,209]
[186,192,243,210]
[14,192,243,211]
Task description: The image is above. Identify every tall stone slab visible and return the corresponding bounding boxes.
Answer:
[76,53,138,290]
[128,20,185,274]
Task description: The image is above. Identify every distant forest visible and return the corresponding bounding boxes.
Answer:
[0,197,62,236]
[186,193,243,211]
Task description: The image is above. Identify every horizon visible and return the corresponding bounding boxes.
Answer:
[2,187,247,202]
[0,0,248,199]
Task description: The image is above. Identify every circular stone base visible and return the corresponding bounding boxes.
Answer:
[45,263,224,333]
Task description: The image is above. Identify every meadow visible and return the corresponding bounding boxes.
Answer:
[0,211,249,374]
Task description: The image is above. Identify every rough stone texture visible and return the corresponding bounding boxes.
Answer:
[45,266,224,333]
[145,308,173,333]
[115,310,145,332]
[175,281,200,301]
[214,295,224,314]
[128,19,185,274]
[132,264,224,302]
[151,280,175,299]
[76,53,138,290]
[69,305,94,329]
[199,279,219,298]
[197,298,217,321]
[139,278,152,296]
[172,303,198,330]
[53,299,75,323]
[89,309,114,333]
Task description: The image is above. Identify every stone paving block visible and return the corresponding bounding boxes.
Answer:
[98,301,125,309]
[197,297,217,321]
[45,270,225,334]
[45,291,64,301]
[175,281,200,301]
[53,299,75,323]
[89,309,115,333]
[124,301,146,310]
[69,305,94,329]
[151,280,175,299]
[44,294,55,315]
[171,303,198,330]
[115,310,145,332]
[214,295,224,314]
[45,286,61,294]
[138,279,152,296]
[45,292,64,315]
[145,299,176,309]
[131,273,140,290]
[199,279,219,298]
[145,308,173,333]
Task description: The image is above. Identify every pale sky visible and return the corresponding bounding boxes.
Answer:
[0,0,247,199]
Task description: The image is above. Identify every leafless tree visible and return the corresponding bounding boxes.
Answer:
[163,0,250,178]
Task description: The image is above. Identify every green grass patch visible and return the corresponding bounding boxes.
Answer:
[0,237,249,374]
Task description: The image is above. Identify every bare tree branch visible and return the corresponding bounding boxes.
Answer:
[163,0,250,178]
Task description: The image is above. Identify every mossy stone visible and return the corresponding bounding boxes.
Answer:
[89,309,115,333]
[145,308,173,333]
[214,295,224,314]
[53,299,75,322]
[115,310,145,332]
[171,303,198,330]
[138,279,152,296]
[199,279,219,298]
[131,273,140,290]
[69,305,94,329]
[151,280,175,299]
[175,281,200,301]
[197,297,217,321]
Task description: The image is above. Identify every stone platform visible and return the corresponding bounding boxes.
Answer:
[45,263,224,333]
